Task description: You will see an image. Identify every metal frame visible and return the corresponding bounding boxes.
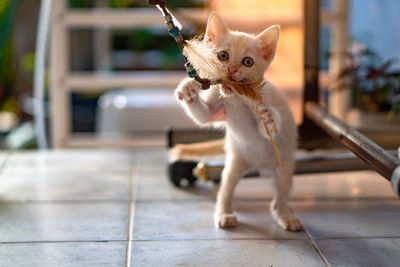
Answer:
[326,0,350,119]
[301,0,400,196]
[305,102,400,188]
[33,0,52,149]
[50,0,70,148]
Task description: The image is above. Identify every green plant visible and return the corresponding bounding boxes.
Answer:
[336,48,400,117]
[0,0,20,119]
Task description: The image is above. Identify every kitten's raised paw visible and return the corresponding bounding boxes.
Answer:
[175,79,200,104]
[256,103,280,135]
[272,211,304,232]
[215,214,237,229]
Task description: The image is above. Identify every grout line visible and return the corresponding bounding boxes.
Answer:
[125,153,139,267]
[303,228,331,267]
[113,235,400,242]
[131,237,310,242]
[132,196,400,204]
[312,235,400,240]
[2,196,394,205]
[1,235,399,245]
[2,170,131,173]
[132,236,400,242]
[287,197,400,202]
[0,199,129,205]
[0,240,127,244]
[0,151,13,176]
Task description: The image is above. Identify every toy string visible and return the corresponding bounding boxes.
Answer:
[263,123,282,165]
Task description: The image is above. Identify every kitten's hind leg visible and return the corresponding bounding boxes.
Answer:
[214,151,244,229]
[270,163,304,232]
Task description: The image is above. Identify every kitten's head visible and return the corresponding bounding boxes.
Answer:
[184,12,280,93]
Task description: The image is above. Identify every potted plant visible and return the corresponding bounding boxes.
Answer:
[334,47,400,128]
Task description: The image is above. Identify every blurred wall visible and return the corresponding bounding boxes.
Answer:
[350,0,400,67]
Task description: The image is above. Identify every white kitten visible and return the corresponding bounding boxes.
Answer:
[175,13,303,232]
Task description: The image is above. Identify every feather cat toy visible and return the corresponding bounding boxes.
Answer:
[151,1,303,231]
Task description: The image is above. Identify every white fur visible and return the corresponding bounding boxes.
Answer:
[175,13,303,231]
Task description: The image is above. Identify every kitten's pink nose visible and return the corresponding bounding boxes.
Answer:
[228,65,238,76]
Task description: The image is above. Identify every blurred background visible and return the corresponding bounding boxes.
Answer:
[0,0,399,149]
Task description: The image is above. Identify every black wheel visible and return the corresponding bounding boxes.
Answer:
[212,179,221,185]
[168,160,198,187]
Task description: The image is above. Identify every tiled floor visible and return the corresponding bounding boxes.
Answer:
[0,149,399,266]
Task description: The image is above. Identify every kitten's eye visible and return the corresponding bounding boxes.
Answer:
[242,57,254,67]
[217,51,229,61]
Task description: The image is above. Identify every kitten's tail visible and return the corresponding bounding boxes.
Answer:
[170,138,225,159]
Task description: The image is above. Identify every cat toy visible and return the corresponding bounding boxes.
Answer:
[147,0,222,89]
[148,0,281,164]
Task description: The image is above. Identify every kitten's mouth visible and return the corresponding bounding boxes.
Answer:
[221,77,248,95]
[228,76,247,83]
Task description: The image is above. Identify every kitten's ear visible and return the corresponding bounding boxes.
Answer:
[256,25,280,62]
[205,12,229,44]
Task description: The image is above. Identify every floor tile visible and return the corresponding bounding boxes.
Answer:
[135,148,217,201]
[137,170,396,202]
[292,171,396,199]
[135,155,216,201]
[0,242,126,267]
[0,151,9,168]
[4,149,133,172]
[0,203,129,242]
[133,200,306,241]
[234,171,396,200]
[136,148,396,201]
[1,147,398,266]
[0,171,130,201]
[130,239,324,267]
[316,238,400,267]
[293,200,400,238]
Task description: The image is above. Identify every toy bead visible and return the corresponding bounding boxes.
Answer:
[200,78,211,90]
[168,26,180,37]
[164,14,172,23]
[187,69,197,78]
[174,34,183,43]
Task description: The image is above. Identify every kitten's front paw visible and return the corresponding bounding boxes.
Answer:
[215,213,237,229]
[256,102,281,136]
[175,79,201,104]
[271,209,304,232]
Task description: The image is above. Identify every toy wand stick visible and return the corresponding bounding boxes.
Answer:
[147,0,222,90]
